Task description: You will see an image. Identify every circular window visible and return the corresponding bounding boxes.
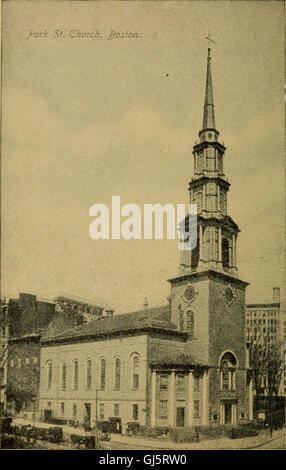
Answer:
[184,285,195,302]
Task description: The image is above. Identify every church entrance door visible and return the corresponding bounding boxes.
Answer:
[225,402,232,424]
[176,407,185,427]
[84,403,91,430]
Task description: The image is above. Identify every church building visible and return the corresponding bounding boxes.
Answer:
[39,48,253,430]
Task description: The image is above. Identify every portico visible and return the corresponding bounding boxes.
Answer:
[150,366,209,428]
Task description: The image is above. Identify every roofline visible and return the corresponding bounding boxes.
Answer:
[168,269,249,287]
[9,333,41,342]
[41,326,187,346]
[150,363,208,370]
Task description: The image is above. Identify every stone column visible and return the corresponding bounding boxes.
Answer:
[220,403,225,425]
[199,225,203,261]
[169,372,176,427]
[202,184,206,211]
[188,371,194,427]
[249,378,254,421]
[228,370,232,390]
[231,403,237,425]
[214,148,217,173]
[150,370,156,427]
[190,189,194,205]
[229,238,232,267]
[211,226,215,261]
[232,234,236,267]
[202,370,209,426]
[218,227,222,263]
[217,185,220,211]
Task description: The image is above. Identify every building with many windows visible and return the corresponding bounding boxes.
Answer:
[6,293,106,416]
[38,48,252,430]
[246,288,281,344]
[246,287,285,396]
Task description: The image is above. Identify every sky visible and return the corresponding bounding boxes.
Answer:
[1,0,285,313]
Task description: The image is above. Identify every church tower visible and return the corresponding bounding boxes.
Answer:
[168,48,251,426]
[180,48,238,278]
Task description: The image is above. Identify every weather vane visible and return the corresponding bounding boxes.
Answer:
[205,31,216,46]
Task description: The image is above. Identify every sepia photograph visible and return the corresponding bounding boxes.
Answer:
[0,0,285,453]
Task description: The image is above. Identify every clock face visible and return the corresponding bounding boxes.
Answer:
[184,285,195,302]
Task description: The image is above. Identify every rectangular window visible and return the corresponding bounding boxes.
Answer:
[159,373,169,390]
[60,402,65,416]
[194,375,200,391]
[62,364,67,390]
[100,360,106,390]
[132,404,139,421]
[99,403,104,420]
[18,358,21,369]
[114,404,119,417]
[86,360,92,390]
[176,374,186,390]
[194,400,200,418]
[159,400,168,419]
[72,404,77,418]
[25,357,30,365]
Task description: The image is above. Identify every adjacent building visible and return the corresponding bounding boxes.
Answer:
[246,288,281,344]
[246,287,285,397]
[39,48,252,430]
[6,293,106,416]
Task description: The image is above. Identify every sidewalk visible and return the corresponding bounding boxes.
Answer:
[107,428,285,450]
[12,418,285,450]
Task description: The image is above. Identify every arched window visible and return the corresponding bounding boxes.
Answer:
[61,363,67,390]
[47,361,52,389]
[86,360,92,390]
[185,310,195,337]
[100,359,106,390]
[73,360,79,390]
[220,352,237,391]
[178,304,184,331]
[133,356,139,390]
[114,358,121,390]
[222,238,229,269]
[191,229,200,269]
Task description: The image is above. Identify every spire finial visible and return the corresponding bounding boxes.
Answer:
[202,33,216,131]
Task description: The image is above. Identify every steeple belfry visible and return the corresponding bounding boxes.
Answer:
[179,47,240,278]
[202,48,216,130]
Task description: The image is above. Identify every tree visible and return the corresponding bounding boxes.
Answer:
[5,384,36,413]
[249,332,284,436]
